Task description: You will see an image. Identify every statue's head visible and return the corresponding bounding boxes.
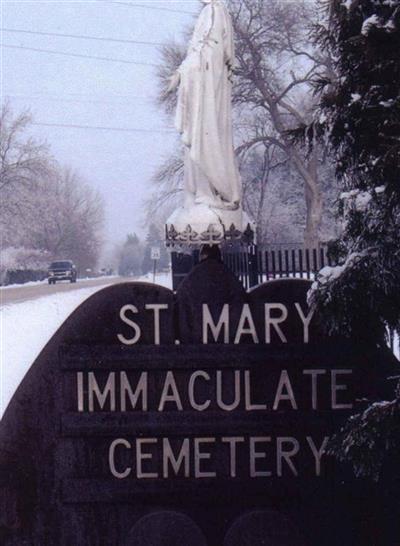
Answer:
[202,0,224,6]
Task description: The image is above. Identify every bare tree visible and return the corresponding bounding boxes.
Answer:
[240,143,284,241]
[154,0,334,246]
[157,42,187,115]
[0,104,105,270]
[230,0,329,246]
[241,141,309,244]
[21,168,105,270]
[0,103,53,228]
[144,148,184,226]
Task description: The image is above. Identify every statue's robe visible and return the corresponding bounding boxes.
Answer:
[176,1,241,209]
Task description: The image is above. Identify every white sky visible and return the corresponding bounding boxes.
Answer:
[1,0,200,251]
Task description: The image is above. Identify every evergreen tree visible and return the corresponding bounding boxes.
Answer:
[310,0,400,480]
[118,234,143,276]
[142,224,169,274]
[310,0,400,340]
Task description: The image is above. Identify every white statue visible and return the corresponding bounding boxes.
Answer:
[168,0,243,231]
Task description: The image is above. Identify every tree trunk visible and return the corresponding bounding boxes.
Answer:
[288,147,322,247]
[303,150,323,248]
[304,178,323,248]
[268,98,323,247]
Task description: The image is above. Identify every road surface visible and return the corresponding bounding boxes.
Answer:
[0,276,128,306]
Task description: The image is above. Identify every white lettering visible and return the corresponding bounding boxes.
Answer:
[222,437,244,478]
[163,438,190,478]
[136,438,158,479]
[273,370,298,410]
[277,437,299,476]
[216,370,240,411]
[202,304,229,344]
[158,372,183,411]
[331,370,353,409]
[77,372,84,412]
[145,304,168,345]
[88,372,115,412]
[294,303,314,343]
[120,371,148,411]
[303,369,326,410]
[250,437,272,477]
[234,304,259,344]
[245,371,267,410]
[188,371,211,411]
[117,304,141,345]
[307,436,329,476]
[265,304,288,343]
[194,438,216,478]
[109,438,131,479]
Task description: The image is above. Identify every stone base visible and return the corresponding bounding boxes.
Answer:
[166,204,255,247]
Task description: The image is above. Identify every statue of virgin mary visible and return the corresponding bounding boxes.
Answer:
[168,0,243,227]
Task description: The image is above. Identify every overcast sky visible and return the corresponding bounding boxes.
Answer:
[1,0,200,254]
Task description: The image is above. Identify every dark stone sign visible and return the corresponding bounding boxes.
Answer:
[0,259,398,545]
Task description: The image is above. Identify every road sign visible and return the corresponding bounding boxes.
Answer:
[151,247,161,261]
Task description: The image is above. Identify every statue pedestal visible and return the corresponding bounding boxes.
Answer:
[165,203,257,291]
[166,204,254,247]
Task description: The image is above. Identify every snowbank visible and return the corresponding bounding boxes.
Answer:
[1,274,118,290]
[0,273,171,417]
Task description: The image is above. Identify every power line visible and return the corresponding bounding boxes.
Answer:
[1,43,158,67]
[6,91,156,100]
[32,122,175,134]
[6,93,155,105]
[1,27,164,47]
[107,1,196,16]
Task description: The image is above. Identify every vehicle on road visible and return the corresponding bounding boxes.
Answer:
[47,260,77,284]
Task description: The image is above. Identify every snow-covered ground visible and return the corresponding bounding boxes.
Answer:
[0,273,171,417]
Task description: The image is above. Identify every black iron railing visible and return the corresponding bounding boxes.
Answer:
[221,244,334,289]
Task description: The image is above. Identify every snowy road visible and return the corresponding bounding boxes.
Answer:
[0,273,171,418]
[0,276,123,306]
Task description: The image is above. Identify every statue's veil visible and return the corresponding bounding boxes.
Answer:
[176,0,241,206]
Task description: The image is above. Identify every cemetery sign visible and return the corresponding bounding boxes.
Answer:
[0,259,397,546]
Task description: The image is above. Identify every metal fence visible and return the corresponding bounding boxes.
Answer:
[171,245,332,290]
[221,244,334,289]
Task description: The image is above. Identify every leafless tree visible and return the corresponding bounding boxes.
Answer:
[0,104,105,269]
[144,147,184,226]
[0,103,54,240]
[157,42,187,115]
[231,0,331,246]
[21,168,105,270]
[240,143,284,240]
